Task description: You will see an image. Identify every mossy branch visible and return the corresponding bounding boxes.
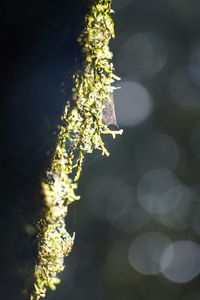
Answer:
[30,0,122,299]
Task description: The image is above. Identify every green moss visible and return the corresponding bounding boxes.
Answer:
[30,0,122,299]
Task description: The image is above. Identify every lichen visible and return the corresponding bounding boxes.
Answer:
[30,0,122,299]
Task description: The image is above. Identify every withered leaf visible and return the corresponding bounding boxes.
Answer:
[102,93,118,127]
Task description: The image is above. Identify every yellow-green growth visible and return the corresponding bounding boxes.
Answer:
[30,0,122,299]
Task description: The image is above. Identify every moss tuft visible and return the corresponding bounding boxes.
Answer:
[30,0,122,299]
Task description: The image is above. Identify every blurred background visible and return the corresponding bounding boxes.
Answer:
[1,0,200,299]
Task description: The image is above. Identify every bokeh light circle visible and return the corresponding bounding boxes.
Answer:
[136,169,181,215]
[117,32,168,79]
[128,232,172,275]
[154,185,197,229]
[114,80,153,126]
[161,240,200,283]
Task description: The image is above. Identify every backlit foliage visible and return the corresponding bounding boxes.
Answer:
[30,0,122,299]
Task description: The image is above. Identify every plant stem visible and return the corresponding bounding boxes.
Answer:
[30,0,122,298]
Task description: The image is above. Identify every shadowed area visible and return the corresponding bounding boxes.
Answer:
[0,0,88,299]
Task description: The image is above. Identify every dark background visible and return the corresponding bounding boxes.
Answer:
[1,0,200,299]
